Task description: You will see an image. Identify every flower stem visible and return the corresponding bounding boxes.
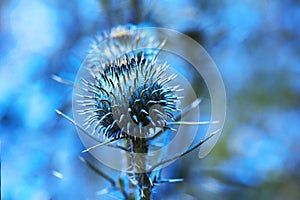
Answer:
[132,138,152,200]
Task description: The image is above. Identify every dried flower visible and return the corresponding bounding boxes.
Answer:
[76,25,180,140]
[55,25,224,200]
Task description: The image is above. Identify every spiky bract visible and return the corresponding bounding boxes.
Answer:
[76,26,181,139]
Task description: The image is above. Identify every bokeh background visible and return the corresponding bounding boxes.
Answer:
[1,0,300,199]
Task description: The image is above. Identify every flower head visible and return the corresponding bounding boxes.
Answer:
[75,26,181,140]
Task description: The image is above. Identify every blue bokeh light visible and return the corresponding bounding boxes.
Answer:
[1,0,300,199]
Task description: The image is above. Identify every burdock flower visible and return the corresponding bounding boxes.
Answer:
[55,25,223,200]
[75,25,181,140]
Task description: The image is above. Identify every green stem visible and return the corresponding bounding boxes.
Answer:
[132,138,152,200]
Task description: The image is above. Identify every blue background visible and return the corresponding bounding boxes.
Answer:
[1,0,300,199]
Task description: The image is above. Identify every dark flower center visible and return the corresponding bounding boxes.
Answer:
[128,83,171,127]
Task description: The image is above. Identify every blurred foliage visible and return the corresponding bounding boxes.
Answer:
[1,0,300,199]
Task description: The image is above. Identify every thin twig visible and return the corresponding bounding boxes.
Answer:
[51,75,86,91]
[175,97,203,121]
[148,129,220,172]
[56,109,129,152]
[79,156,116,186]
[51,74,74,87]
[56,109,100,141]
[156,178,184,184]
[117,176,130,200]
[82,138,119,153]
[148,97,203,181]
[167,120,219,126]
